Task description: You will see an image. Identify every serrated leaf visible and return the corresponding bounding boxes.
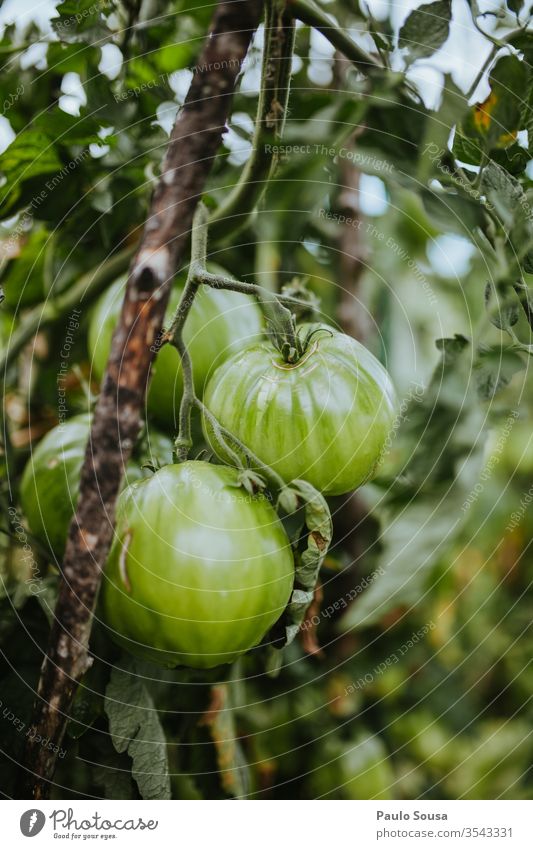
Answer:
[485,282,520,331]
[399,0,452,62]
[505,0,524,16]
[53,0,114,41]
[421,189,485,239]
[105,659,171,800]
[455,55,529,164]
[475,345,525,399]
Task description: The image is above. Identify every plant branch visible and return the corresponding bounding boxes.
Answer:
[193,267,313,313]
[209,0,296,240]
[287,0,381,75]
[0,246,135,377]
[21,0,262,799]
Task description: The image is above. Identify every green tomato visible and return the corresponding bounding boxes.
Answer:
[100,461,294,669]
[203,323,397,495]
[20,415,172,558]
[88,268,263,429]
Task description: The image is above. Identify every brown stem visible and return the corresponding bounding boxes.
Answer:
[21,0,262,799]
[331,52,368,342]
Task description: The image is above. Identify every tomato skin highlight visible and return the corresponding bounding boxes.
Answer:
[20,415,171,559]
[203,323,398,496]
[88,269,263,429]
[100,461,295,669]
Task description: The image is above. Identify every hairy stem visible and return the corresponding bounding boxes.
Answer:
[287,0,381,75]
[192,267,313,314]
[167,204,210,461]
[196,398,286,491]
[209,0,296,240]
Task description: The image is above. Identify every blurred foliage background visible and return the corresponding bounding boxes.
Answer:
[0,0,532,799]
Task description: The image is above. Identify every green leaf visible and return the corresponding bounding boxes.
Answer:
[480,160,523,228]
[53,0,114,41]
[0,131,62,217]
[0,111,101,219]
[454,55,529,164]
[399,0,452,62]
[475,344,525,399]
[105,659,171,800]
[47,42,99,74]
[485,281,520,331]
[505,0,524,16]
[360,94,428,175]
[420,188,486,240]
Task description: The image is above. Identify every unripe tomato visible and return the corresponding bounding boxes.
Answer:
[20,415,171,558]
[88,269,263,429]
[100,461,295,669]
[203,323,397,495]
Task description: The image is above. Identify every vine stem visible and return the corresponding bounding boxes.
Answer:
[0,246,135,377]
[166,203,209,460]
[465,20,533,100]
[195,398,287,492]
[208,0,296,239]
[286,0,381,75]
[166,203,314,460]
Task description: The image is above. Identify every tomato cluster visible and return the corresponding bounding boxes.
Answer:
[88,267,263,428]
[21,269,396,669]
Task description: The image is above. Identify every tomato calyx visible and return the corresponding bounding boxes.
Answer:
[270,323,332,365]
[231,468,268,496]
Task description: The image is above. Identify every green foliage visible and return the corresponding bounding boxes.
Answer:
[399,0,452,63]
[105,659,171,800]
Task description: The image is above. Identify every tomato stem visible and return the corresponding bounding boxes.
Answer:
[195,398,287,491]
[166,204,209,461]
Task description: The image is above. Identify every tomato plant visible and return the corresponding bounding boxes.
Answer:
[88,269,263,428]
[101,461,295,668]
[203,323,397,494]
